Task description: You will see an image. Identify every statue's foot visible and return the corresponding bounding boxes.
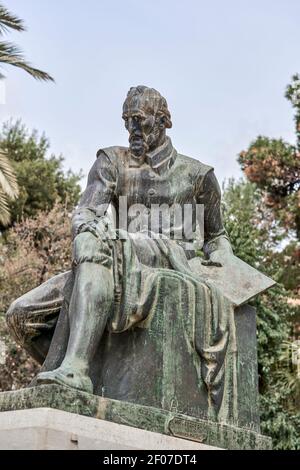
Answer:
[36,366,93,394]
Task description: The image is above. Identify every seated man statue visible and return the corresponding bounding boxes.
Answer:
[6,86,238,422]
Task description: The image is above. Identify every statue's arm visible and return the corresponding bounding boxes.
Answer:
[196,169,232,265]
[72,151,117,239]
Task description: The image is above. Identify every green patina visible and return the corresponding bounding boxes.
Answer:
[0,384,271,450]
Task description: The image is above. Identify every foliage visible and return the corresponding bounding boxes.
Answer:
[0,120,82,228]
[0,2,53,81]
[238,137,300,239]
[238,75,300,241]
[228,74,300,449]
[0,202,72,391]
[0,1,54,225]
[285,74,300,149]
[0,150,18,225]
[223,178,300,449]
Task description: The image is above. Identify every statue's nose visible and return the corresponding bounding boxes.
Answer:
[128,118,140,132]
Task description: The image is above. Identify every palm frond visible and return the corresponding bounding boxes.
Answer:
[0,41,54,81]
[0,3,25,35]
[0,150,19,199]
[0,187,11,225]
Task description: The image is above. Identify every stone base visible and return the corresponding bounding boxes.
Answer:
[0,408,219,450]
[0,385,272,450]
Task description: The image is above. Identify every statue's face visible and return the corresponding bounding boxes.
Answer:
[122,96,166,158]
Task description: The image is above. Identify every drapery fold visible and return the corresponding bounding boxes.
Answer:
[108,232,238,423]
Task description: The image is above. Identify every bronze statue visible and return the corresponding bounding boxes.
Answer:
[6,86,274,426]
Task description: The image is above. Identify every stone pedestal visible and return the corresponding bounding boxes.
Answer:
[0,408,220,450]
[38,298,261,431]
[0,385,271,449]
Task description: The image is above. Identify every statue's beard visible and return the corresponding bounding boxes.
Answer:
[129,134,148,158]
[129,126,160,158]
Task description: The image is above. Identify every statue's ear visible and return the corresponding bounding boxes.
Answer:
[162,114,172,129]
[159,115,167,129]
[165,119,172,129]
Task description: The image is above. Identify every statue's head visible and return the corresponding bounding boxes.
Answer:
[122,85,172,158]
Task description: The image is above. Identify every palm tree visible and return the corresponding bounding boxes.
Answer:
[0,3,54,81]
[0,151,18,225]
[0,3,54,226]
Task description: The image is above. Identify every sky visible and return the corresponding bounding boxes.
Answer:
[1,0,300,188]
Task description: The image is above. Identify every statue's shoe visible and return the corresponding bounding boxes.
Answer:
[36,367,93,394]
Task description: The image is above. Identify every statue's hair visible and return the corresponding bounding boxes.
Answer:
[123,85,172,128]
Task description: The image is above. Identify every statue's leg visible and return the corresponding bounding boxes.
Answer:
[6,272,70,364]
[36,232,114,393]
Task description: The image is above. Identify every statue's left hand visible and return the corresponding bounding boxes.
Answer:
[201,249,232,268]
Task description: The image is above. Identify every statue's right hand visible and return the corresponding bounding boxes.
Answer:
[78,218,113,242]
[78,220,100,238]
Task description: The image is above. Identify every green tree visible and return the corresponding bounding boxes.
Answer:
[0,120,82,228]
[223,179,300,449]
[238,75,300,297]
[0,2,53,81]
[238,75,300,243]
[286,74,300,150]
[229,74,300,449]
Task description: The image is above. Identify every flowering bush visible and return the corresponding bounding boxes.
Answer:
[0,202,72,391]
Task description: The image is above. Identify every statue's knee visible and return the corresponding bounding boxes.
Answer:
[73,232,112,267]
[7,298,22,322]
[6,297,26,341]
[73,232,96,263]
[74,231,95,247]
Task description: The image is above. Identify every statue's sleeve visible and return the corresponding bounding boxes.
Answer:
[195,169,232,257]
[72,150,117,239]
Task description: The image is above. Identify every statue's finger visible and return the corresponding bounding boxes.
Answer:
[201,260,223,267]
